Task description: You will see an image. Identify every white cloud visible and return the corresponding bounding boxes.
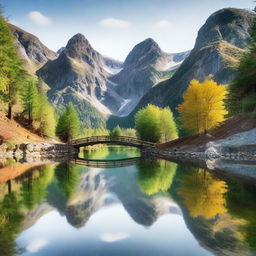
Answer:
[26,238,49,253]
[28,11,52,26]
[99,18,131,28]
[100,232,130,242]
[155,20,172,29]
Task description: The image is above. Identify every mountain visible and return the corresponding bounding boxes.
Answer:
[37,33,111,127]
[9,24,58,74]
[36,33,188,126]
[9,23,189,127]
[107,8,256,128]
[103,56,123,75]
[105,38,190,116]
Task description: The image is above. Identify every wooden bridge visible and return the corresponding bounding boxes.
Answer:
[71,157,142,168]
[71,136,155,149]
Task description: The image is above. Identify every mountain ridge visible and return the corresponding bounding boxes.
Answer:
[107,8,256,129]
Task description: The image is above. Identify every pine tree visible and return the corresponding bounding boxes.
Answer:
[36,92,56,137]
[56,103,81,142]
[20,79,39,125]
[0,12,26,119]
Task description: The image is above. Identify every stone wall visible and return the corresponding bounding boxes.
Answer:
[0,142,78,161]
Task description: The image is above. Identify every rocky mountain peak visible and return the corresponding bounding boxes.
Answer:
[195,8,255,50]
[64,33,99,61]
[9,23,58,73]
[123,37,164,68]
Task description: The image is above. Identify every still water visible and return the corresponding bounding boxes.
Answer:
[0,146,256,256]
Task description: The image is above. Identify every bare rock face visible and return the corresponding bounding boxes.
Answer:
[115,8,256,127]
[11,24,189,124]
[37,33,111,127]
[9,24,58,74]
[106,38,189,116]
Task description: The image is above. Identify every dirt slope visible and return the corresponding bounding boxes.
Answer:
[0,111,47,143]
[158,114,256,149]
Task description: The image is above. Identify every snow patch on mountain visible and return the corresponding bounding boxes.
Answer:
[104,65,123,75]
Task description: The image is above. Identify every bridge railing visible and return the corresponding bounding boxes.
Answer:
[71,136,155,147]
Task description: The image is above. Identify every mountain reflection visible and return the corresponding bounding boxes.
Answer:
[0,153,255,256]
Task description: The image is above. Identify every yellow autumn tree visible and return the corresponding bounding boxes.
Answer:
[177,79,228,133]
[177,168,228,219]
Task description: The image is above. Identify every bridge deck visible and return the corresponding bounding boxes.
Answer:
[71,136,155,148]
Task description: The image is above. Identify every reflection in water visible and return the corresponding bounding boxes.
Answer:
[0,146,255,256]
[21,165,55,210]
[0,192,24,256]
[137,161,177,195]
[177,168,227,219]
[227,181,256,251]
[80,145,141,160]
[54,163,80,201]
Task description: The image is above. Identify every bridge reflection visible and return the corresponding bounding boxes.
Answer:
[71,157,142,168]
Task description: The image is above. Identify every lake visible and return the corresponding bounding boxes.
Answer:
[0,146,255,256]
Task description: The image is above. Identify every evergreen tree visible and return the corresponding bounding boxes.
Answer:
[56,103,81,142]
[20,79,39,125]
[227,9,256,117]
[0,12,26,119]
[36,92,56,137]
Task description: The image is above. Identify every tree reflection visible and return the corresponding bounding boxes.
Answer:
[137,160,177,195]
[227,181,256,251]
[20,165,55,210]
[177,168,228,219]
[0,192,24,256]
[55,163,80,201]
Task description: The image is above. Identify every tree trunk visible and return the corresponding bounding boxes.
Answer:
[7,103,12,120]
[7,180,12,194]
[7,83,13,120]
[28,102,32,125]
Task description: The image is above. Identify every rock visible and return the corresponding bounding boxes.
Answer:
[9,23,58,74]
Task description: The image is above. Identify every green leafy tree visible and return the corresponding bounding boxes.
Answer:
[56,103,81,142]
[135,104,178,142]
[227,9,256,117]
[135,104,161,142]
[110,125,122,138]
[160,107,178,142]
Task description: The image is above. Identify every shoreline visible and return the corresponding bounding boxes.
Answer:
[0,142,78,162]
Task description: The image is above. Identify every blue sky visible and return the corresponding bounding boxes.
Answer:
[1,0,255,60]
